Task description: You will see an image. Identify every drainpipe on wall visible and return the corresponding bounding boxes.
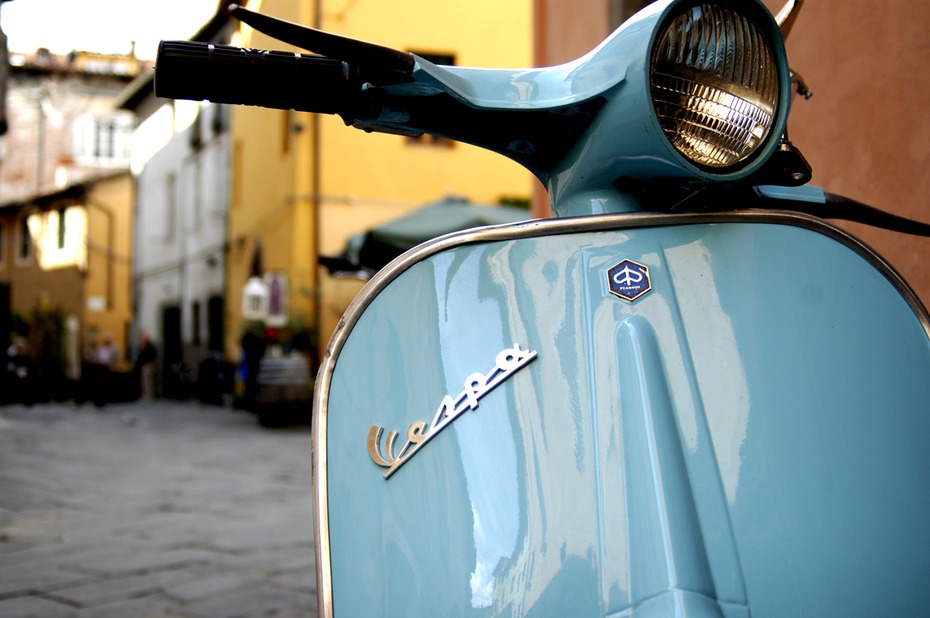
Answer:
[311,0,323,367]
[36,87,47,194]
[0,0,10,137]
[86,200,115,310]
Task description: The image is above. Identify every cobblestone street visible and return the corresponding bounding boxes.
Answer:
[0,400,316,617]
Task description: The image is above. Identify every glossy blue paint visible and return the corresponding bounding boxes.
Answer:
[150,0,930,615]
[320,217,930,616]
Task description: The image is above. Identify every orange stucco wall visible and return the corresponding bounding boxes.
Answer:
[771,0,930,308]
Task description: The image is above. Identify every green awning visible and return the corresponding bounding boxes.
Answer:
[321,197,530,277]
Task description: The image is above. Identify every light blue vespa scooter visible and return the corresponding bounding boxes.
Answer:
[156,0,930,615]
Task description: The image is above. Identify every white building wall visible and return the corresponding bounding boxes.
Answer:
[134,101,230,383]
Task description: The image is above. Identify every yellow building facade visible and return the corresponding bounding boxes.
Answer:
[0,172,134,378]
[227,0,534,362]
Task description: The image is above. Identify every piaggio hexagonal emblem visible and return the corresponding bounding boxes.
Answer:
[607,259,651,301]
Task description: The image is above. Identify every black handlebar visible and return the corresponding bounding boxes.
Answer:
[154,40,352,116]
[152,36,601,178]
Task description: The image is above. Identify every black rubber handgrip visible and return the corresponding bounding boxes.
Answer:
[154,40,352,116]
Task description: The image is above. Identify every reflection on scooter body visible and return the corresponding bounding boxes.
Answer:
[155,0,930,615]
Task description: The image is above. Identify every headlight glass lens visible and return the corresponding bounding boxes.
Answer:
[651,2,779,168]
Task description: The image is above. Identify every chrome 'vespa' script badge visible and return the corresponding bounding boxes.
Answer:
[607,259,651,301]
[367,344,538,479]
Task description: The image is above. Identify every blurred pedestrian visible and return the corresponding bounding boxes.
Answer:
[5,336,35,404]
[133,331,157,401]
[78,334,117,407]
[96,333,118,371]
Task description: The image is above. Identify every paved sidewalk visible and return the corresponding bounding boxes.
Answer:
[0,400,317,617]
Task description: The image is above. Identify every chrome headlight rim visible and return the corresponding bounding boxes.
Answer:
[648,0,790,176]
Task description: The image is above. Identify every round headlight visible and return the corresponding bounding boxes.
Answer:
[651,2,779,169]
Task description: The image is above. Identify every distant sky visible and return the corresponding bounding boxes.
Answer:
[0,0,220,60]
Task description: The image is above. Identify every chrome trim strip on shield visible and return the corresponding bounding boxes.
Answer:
[311,209,930,617]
